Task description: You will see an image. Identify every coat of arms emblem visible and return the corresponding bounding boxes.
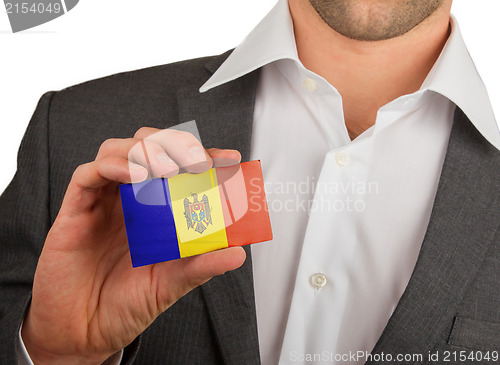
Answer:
[184,193,212,234]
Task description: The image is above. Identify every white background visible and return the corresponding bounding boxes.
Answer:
[1,0,499,194]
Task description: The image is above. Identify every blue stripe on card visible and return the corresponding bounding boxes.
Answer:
[120,179,181,267]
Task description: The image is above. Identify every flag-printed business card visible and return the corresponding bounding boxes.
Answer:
[120,160,273,267]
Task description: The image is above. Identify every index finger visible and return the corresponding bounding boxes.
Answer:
[134,128,241,173]
[134,128,211,173]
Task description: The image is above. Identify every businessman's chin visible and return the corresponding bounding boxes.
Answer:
[308,0,445,41]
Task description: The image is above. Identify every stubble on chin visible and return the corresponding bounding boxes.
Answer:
[308,0,445,41]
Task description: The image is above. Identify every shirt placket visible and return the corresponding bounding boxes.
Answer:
[278,73,375,363]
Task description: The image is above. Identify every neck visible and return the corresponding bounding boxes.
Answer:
[288,0,452,140]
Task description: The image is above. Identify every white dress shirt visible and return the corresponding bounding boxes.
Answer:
[18,0,499,364]
[201,0,499,364]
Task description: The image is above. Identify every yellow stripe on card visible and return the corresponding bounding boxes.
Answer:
[168,168,228,258]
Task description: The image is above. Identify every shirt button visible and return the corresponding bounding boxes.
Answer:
[302,78,317,92]
[335,150,349,166]
[311,273,327,289]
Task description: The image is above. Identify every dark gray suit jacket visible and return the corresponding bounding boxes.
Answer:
[1,51,499,364]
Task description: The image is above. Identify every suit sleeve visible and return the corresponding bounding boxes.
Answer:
[0,92,54,364]
[0,92,140,364]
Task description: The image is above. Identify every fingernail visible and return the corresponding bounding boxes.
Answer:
[188,146,207,162]
[157,153,176,166]
[129,162,146,170]
[129,163,148,182]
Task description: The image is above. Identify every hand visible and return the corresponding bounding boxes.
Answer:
[21,127,246,365]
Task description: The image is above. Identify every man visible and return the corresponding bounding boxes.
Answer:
[1,0,499,364]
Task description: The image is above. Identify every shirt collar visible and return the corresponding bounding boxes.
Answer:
[199,0,297,92]
[200,0,500,150]
[421,16,499,149]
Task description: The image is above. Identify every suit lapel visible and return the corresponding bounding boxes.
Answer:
[368,108,500,363]
[176,50,257,162]
[176,55,261,363]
